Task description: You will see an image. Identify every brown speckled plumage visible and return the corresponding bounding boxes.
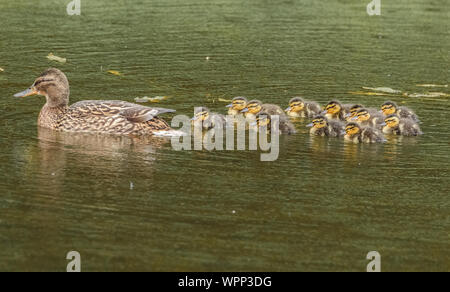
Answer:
[16,69,175,136]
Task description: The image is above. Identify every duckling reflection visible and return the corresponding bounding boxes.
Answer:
[382,114,423,136]
[285,97,321,118]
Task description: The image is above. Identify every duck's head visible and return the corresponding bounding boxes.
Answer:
[242,100,262,114]
[323,100,342,115]
[192,107,210,122]
[345,122,361,136]
[255,112,271,127]
[14,68,70,107]
[226,97,248,111]
[381,101,398,116]
[384,114,400,128]
[285,97,305,113]
[307,115,328,129]
[346,104,364,119]
[353,109,371,122]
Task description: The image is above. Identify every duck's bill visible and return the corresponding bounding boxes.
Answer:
[241,108,249,113]
[306,123,314,127]
[225,104,233,108]
[380,122,387,126]
[285,107,292,112]
[351,116,358,121]
[321,110,327,115]
[14,87,38,98]
[250,122,257,127]
[191,117,198,121]
[344,113,352,118]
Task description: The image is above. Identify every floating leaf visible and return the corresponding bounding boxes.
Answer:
[107,70,122,76]
[362,87,402,94]
[47,53,67,63]
[404,92,450,98]
[218,98,233,102]
[348,91,391,96]
[416,84,448,88]
[134,96,168,103]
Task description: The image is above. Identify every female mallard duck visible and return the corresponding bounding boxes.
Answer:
[352,108,385,130]
[344,122,386,144]
[306,115,345,137]
[192,107,227,130]
[322,100,349,121]
[382,114,423,136]
[252,112,296,135]
[285,97,321,118]
[226,97,248,116]
[241,100,286,119]
[14,68,179,136]
[381,101,420,123]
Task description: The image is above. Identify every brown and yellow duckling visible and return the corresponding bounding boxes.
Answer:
[192,107,227,130]
[322,100,348,122]
[382,114,423,136]
[307,115,345,137]
[226,96,248,116]
[285,97,321,118]
[381,101,420,123]
[344,123,386,144]
[241,100,286,119]
[251,112,296,135]
[14,68,179,136]
[352,108,385,130]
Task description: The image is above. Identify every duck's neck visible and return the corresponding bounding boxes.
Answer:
[38,103,69,129]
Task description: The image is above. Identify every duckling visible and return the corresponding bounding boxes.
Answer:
[192,107,226,130]
[306,115,345,137]
[381,101,420,123]
[382,114,423,136]
[226,97,248,116]
[241,100,286,119]
[285,97,321,118]
[252,112,296,135]
[322,100,347,121]
[345,123,386,144]
[14,68,178,136]
[352,108,385,130]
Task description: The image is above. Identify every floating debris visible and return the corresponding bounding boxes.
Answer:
[218,98,233,102]
[130,182,134,190]
[206,56,210,61]
[0,67,4,72]
[134,96,168,103]
[416,84,448,88]
[362,87,402,94]
[403,92,450,98]
[47,53,67,63]
[107,70,122,76]
[349,91,393,96]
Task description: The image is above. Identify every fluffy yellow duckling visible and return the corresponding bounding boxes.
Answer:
[241,100,286,119]
[307,115,345,137]
[226,97,248,116]
[381,101,420,123]
[192,107,227,130]
[285,97,321,118]
[344,122,386,143]
[352,108,385,130]
[252,112,296,135]
[382,114,423,136]
[322,100,349,121]
[14,68,178,136]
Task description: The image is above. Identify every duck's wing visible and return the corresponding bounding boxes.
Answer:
[70,100,176,122]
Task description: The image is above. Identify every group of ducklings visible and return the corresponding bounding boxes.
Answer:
[193,97,423,144]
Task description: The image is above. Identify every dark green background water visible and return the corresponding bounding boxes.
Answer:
[0,0,448,271]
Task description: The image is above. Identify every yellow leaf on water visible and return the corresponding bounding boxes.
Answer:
[107,70,122,76]
[218,98,233,102]
[47,53,67,63]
